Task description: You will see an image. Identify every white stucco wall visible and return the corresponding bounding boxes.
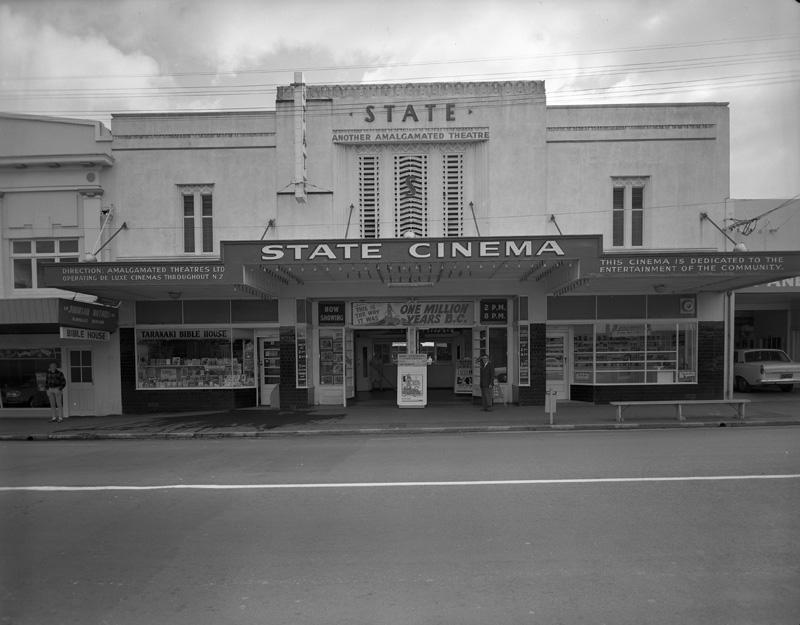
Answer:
[105,112,277,259]
[546,103,730,251]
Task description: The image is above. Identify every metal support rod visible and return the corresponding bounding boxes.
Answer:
[700,212,739,246]
[469,201,480,236]
[93,222,128,255]
[344,204,354,238]
[90,207,115,254]
[549,214,564,236]
[725,290,735,399]
[260,218,276,240]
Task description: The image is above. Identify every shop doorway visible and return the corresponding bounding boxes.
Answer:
[67,349,94,416]
[354,327,475,405]
[354,329,406,401]
[546,330,570,400]
[417,327,473,403]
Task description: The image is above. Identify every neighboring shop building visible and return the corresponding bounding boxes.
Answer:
[730,198,800,358]
[0,113,121,416]
[25,76,800,413]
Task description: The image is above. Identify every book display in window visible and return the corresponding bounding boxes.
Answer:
[136,329,255,389]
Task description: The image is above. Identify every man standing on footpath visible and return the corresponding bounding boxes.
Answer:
[45,361,66,422]
[478,352,494,412]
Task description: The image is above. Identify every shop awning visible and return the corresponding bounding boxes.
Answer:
[566,251,800,296]
[0,298,118,335]
[40,261,279,302]
[40,237,800,301]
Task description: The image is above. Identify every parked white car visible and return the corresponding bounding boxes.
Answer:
[733,349,800,392]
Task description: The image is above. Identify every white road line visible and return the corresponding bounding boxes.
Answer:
[1,474,799,492]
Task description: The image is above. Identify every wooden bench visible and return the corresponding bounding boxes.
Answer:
[609,399,751,423]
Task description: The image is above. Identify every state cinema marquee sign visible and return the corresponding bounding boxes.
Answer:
[259,238,571,263]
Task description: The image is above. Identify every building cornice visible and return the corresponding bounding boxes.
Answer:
[0,154,114,169]
[278,80,546,101]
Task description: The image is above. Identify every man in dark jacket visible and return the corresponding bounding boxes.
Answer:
[45,362,66,422]
[478,352,495,411]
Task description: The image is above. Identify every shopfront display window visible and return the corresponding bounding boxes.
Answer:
[136,328,255,389]
[572,321,697,384]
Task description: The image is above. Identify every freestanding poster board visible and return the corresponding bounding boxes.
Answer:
[397,353,428,408]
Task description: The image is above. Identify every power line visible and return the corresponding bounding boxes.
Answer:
[3,49,797,101]
[4,32,797,82]
[12,70,798,119]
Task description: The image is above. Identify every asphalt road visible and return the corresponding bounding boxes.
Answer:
[2,428,799,625]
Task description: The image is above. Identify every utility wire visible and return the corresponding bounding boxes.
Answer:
[5,32,798,82]
[726,195,800,235]
[4,48,797,97]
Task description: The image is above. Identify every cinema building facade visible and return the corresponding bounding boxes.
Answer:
[9,76,800,414]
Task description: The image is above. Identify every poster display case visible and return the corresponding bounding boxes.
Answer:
[318,329,344,386]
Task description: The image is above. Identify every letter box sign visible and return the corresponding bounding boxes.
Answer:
[480,299,508,324]
[318,301,345,325]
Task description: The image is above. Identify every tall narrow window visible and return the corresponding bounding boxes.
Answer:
[394,154,428,237]
[610,177,648,248]
[631,186,644,247]
[612,186,625,247]
[179,184,214,254]
[201,194,213,253]
[183,194,195,253]
[358,155,380,238]
[442,153,464,237]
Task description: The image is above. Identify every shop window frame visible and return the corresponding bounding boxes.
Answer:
[572,320,697,385]
[69,350,93,383]
[135,326,255,390]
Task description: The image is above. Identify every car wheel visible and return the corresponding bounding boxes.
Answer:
[779,384,794,393]
[735,376,751,392]
[28,397,36,407]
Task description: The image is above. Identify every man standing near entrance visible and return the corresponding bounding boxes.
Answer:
[479,352,494,411]
[45,361,66,422]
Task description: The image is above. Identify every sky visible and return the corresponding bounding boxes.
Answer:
[1,0,798,199]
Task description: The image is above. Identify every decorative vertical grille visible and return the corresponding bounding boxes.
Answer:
[358,155,380,238]
[442,153,464,237]
[394,154,428,237]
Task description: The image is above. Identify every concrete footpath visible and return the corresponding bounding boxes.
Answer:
[1,391,798,440]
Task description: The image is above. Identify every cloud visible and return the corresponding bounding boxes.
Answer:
[0,3,176,121]
[0,0,797,196]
